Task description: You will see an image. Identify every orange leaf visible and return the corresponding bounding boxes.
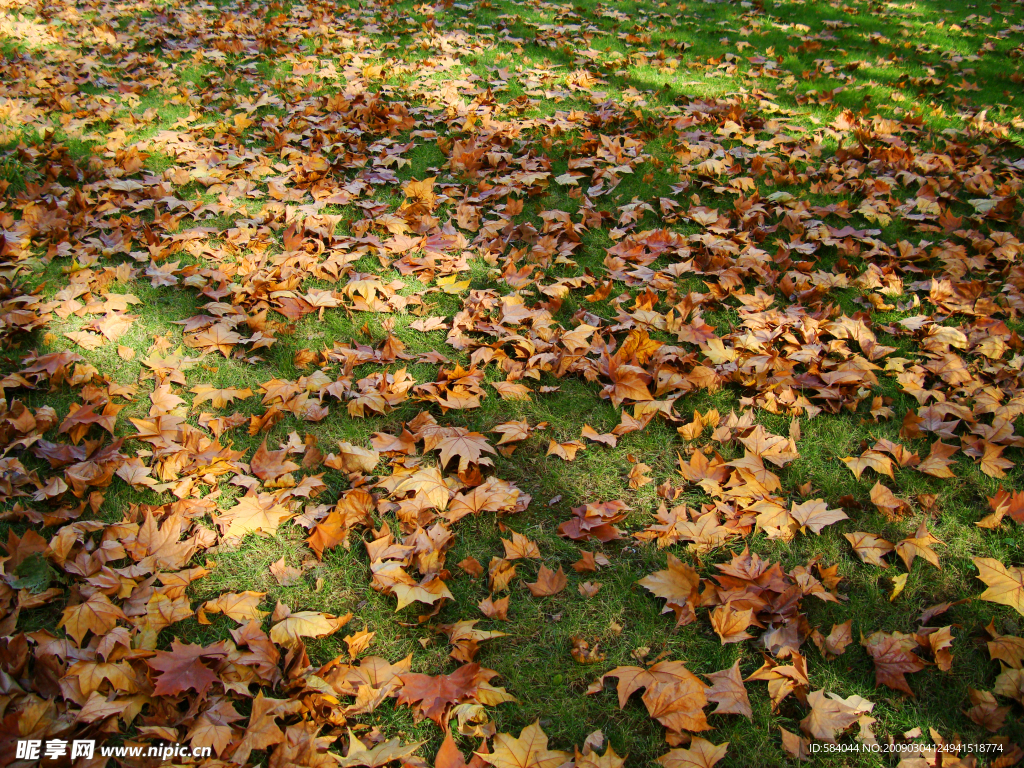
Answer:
[525,566,567,597]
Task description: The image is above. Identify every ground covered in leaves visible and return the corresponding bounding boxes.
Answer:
[1,0,1024,764]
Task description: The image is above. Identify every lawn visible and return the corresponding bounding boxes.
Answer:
[1,0,1023,765]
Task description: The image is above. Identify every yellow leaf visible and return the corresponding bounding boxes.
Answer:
[889,573,907,602]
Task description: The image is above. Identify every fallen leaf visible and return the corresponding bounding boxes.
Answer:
[146,640,229,697]
[973,557,1024,616]
[896,522,943,570]
[705,660,752,718]
[638,553,699,627]
[270,556,303,586]
[502,531,542,560]
[844,532,894,567]
[525,566,567,597]
[656,738,728,768]
[477,720,571,768]
[270,611,351,648]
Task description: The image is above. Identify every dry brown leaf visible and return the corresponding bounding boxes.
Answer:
[844,532,894,567]
[345,628,376,659]
[896,522,944,571]
[502,531,542,560]
[546,439,585,461]
[638,553,700,627]
[656,738,728,768]
[479,595,510,621]
[525,566,568,597]
[705,660,752,718]
[973,557,1024,617]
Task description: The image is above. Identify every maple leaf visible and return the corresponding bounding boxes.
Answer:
[575,744,625,768]
[561,324,598,354]
[62,402,118,443]
[477,720,571,768]
[973,557,1024,616]
[268,722,339,768]
[726,452,781,493]
[216,493,294,540]
[127,510,198,570]
[190,385,253,409]
[488,558,518,593]
[337,732,424,768]
[705,660,752,718]
[985,622,1024,668]
[270,556,303,586]
[840,452,893,480]
[869,482,911,518]
[979,442,1014,478]
[436,734,493,768]
[479,595,510,621]
[582,424,618,447]
[573,551,609,572]
[889,573,908,602]
[965,689,1010,732]
[372,428,417,455]
[59,592,126,646]
[628,463,652,489]
[579,581,603,598]
[373,561,454,610]
[994,668,1024,705]
[447,477,523,522]
[327,441,381,474]
[147,640,229,697]
[547,439,585,461]
[231,693,304,765]
[65,330,104,350]
[656,738,728,768]
[844,532,894,567]
[397,663,511,727]
[410,316,449,333]
[493,421,531,446]
[525,566,567,597]
[779,728,811,761]
[738,424,796,465]
[251,439,301,483]
[895,522,943,570]
[191,323,243,356]
[678,451,730,484]
[187,697,244,757]
[270,610,351,648]
[440,620,506,663]
[811,621,853,660]
[434,431,495,472]
[200,591,268,625]
[306,511,350,559]
[987,488,1024,525]
[800,689,872,743]
[589,661,709,732]
[710,603,754,644]
[343,628,376,660]
[916,440,958,478]
[492,380,533,401]
[402,176,438,207]
[392,466,451,510]
[788,499,848,534]
[860,631,927,695]
[638,553,700,627]
[921,625,954,672]
[502,531,542,560]
[558,500,629,542]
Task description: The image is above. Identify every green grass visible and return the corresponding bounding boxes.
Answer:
[1,0,1023,764]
